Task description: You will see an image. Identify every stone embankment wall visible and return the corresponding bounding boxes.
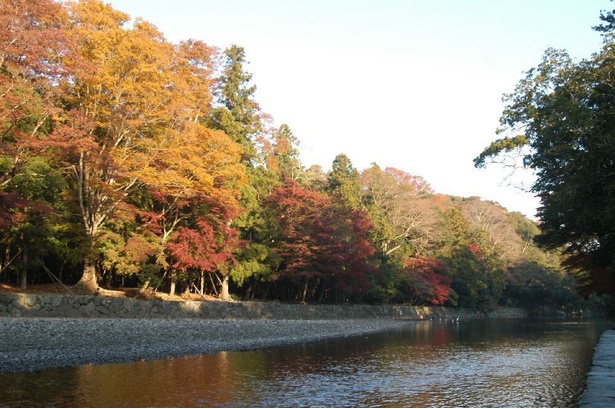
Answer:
[0,291,527,320]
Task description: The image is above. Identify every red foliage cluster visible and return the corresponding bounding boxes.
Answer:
[168,217,238,273]
[403,256,452,305]
[266,180,379,298]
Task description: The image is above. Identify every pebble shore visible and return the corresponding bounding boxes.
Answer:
[0,317,411,374]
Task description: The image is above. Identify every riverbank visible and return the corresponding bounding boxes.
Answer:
[0,317,413,373]
[578,329,615,407]
[0,290,527,320]
[0,290,529,374]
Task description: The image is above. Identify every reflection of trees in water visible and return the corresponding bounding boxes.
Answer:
[0,320,605,407]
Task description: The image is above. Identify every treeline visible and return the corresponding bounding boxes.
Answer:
[0,0,585,311]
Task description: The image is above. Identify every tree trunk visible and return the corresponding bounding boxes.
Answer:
[103,267,112,288]
[169,272,176,296]
[19,247,27,290]
[58,260,65,283]
[301,277,308,304]
[245,282,254,300]
[199,270,204,295]
[317,278,327,303]
[75,260,98,293]
[219,274,231,301]
[208,272,219,296]
[262,280,271,300]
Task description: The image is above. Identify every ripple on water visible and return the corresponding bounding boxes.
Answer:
[0,318,606,407]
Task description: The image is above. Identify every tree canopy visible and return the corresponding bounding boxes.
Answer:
[475,9,615,295]
[0,0,592,313]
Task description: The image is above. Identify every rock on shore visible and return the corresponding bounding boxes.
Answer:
[0,317,411,374]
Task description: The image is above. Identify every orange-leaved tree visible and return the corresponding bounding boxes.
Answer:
[139,122,246,297]
[0,0,74,221]
[55,0,245,292]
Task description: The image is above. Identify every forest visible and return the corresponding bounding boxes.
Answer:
[0,0,608,313]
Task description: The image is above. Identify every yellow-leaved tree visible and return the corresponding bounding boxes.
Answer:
[58,0,245,292]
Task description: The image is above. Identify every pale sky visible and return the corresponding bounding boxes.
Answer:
[107,0,611,219]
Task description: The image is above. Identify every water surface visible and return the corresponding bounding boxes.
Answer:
[0,318,606,407]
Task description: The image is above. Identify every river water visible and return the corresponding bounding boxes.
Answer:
[0,318,608,407]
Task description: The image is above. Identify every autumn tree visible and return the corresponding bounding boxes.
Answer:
[438,206,505,308]
[167,213,240,299]
[135,120,245,296]
[264,124,303,181]
[458,198,521,268]
[49,1,171,291]
[390,256,451,305]
[265,180,379,303]
[0,0,80,288]
[0,0,73,189]
[48,0,247,294]
[206,45,285,299]
[360,164,435,258]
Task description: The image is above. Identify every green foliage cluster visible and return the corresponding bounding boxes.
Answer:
[475,7,615,301]
[0,0,592,313]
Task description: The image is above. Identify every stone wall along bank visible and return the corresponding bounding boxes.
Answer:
[0,292,528,320]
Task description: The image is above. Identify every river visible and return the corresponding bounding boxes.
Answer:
[0,318,608,407]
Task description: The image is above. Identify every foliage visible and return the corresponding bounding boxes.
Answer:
[361,164,435,258]
[503,261,581,312]
[208,44,262,165]
[327,154,362,209]
[265,179,379,303]
[389,256,451,305]
[0,0,587,312]
[475,12,615,295]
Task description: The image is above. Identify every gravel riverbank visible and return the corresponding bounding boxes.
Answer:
[0,317,411,374]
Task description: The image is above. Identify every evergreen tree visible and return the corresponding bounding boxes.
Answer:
[327,153,362,209]
[208,45,261,165]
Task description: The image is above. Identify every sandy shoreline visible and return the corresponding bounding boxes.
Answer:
[0,317,412,373]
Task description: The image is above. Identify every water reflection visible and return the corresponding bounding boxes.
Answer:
[0,318,606,407]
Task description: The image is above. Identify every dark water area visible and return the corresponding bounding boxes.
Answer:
[0,318,608,407]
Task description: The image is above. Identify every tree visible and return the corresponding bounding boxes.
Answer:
[439,206,505,308]
[0,0,72,163]
[503,261,581,312]
[0,0,73,235]
[392,256,451,305]
[208,44,262,165]
[0,156,69,288]
[265,124,303,181]
[167,215,239,299]
[53,0,180,291]
[360,164,434,258]
[40,0,248,294]
[205,44,284,300]
[265,180,379,303]
[458,197,521,268]
[327,153,362,209]
[138,122,246,295]
[0,0,84,288]
[474,16,615,294]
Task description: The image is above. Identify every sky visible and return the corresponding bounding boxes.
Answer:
[107,0,611,219]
